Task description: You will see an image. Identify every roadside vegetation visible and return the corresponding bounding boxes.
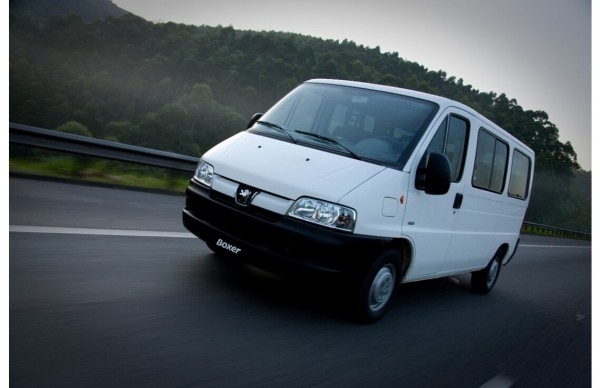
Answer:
[10,146,190,193]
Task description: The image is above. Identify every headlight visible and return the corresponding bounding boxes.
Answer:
[194,161,214,187]
[288,197,356,232]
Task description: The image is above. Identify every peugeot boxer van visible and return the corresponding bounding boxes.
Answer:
[183,79,535,322]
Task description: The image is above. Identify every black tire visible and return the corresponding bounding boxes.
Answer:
[471,253,502,294]
[353,249,403,323]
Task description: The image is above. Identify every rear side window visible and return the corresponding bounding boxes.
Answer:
[508,150,532,200]
[472,129,508,193]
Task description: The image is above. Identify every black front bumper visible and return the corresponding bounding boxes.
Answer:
[182,180,391,278]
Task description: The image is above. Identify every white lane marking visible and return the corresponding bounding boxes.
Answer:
[9,225,196,239]
[480,374,515,388]
[520,244,590,249]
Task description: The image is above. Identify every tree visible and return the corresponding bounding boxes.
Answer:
[56,120,92,137]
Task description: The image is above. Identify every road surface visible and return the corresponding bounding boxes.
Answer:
[9,177,592,387]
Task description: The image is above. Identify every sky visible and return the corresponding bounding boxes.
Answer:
[112,0,593,170]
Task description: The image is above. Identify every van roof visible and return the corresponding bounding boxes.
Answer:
[306,79,534,155]
[307,78,449,104]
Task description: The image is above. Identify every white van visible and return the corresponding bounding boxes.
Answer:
[183,79,535,322]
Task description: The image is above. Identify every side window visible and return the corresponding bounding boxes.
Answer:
[420,115,469,182]
[472,129,509,193]
[508,150,532,199]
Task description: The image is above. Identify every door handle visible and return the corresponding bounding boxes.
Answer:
[453,193,464,209]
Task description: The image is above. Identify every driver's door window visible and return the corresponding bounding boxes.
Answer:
[421,114,469,182]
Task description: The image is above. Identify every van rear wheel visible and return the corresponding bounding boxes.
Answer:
[354,250,403,323]
[471,253,501,294]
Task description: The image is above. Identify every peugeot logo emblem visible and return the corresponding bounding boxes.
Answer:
[235,185,258,207]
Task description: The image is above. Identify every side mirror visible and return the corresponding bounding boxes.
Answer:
[247,113,263,129]
[416,152,451,195]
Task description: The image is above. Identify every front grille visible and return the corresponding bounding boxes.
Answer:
[210,189,284,223]
[187,190,285,250]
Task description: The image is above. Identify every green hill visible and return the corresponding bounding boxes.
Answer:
[10,0,126,22]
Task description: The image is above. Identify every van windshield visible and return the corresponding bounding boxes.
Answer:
[249,82,439,168]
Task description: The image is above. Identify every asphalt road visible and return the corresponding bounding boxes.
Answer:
[9,177,592,387]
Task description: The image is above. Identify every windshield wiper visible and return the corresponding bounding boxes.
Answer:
[293,130,363,160]
[255,121,296,143]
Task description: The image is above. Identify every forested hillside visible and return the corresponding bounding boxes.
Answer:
[9,0,126,22]
[8,7,590,232]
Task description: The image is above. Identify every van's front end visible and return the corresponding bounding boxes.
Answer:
[183,79,441,321]
[182,131,395,278]
[184,133,388,274]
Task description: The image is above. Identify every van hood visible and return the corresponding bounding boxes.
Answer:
[202,132,386,202]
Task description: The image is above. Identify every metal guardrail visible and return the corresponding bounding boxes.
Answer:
[10,122,591,240]
[9,122,199,172]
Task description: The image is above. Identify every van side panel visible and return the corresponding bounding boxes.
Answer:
[439,119,531,273]
[440,191,523,274]
[403,111,534,279]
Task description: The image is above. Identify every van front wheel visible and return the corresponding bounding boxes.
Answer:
[354,250,402,323]
[471,254,501,294]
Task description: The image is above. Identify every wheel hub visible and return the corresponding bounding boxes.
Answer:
[487,259,499,288]
[368,265,395,312]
